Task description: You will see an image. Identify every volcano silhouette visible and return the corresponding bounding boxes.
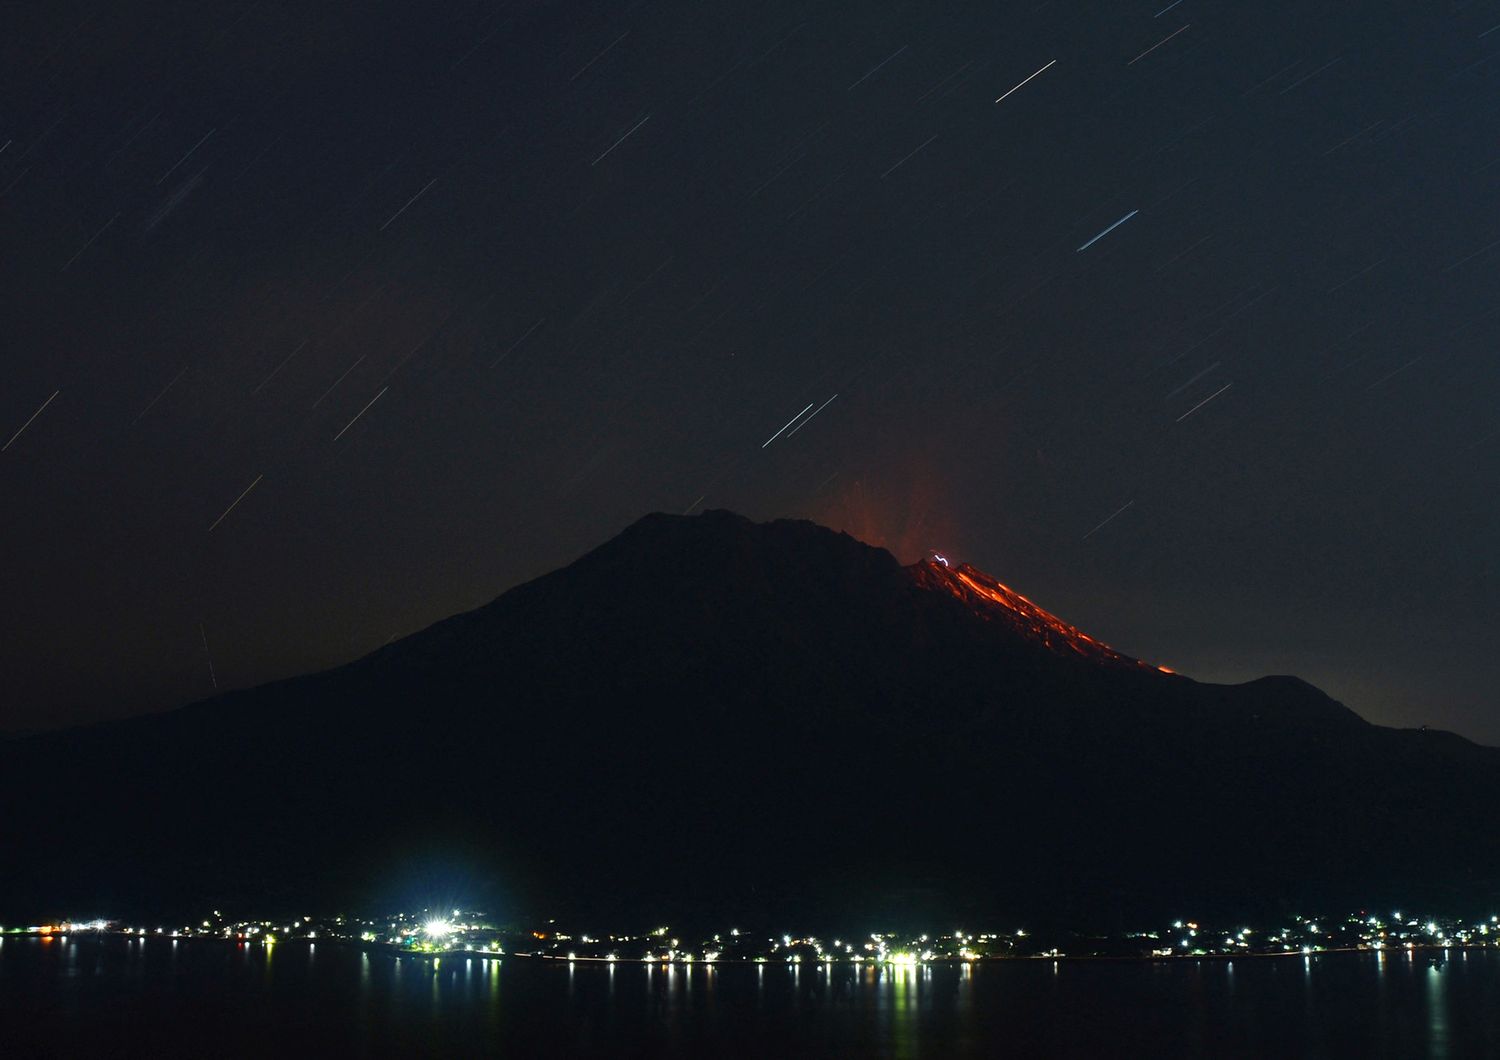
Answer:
[4,510,1498,928]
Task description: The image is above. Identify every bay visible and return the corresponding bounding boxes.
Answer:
[3,936,1498,1057]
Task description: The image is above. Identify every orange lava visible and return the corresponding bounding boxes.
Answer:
[917,559,1173,674]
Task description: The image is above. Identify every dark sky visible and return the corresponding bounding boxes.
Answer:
[2,1,1497,741]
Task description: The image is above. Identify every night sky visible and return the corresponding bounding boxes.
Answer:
[2,1,1497,741]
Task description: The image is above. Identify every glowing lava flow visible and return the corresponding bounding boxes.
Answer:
[915,559,1173,674]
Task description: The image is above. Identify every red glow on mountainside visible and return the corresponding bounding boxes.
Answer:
[915,559,1174,674]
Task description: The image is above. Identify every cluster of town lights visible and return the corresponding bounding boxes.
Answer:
[9,908,1499,965]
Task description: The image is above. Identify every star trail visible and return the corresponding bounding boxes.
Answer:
[1,0,1497,741]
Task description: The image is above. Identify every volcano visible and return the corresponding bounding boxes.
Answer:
[4,510,1498,928]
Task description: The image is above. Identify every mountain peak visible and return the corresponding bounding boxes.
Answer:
[609,510,1171,675]
[603,510,1173,674]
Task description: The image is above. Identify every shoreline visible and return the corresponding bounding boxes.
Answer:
[9,931,1489,967]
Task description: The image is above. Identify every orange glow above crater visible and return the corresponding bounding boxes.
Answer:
[810,460,962,564]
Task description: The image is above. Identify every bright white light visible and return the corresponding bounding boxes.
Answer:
[424,919,454,939]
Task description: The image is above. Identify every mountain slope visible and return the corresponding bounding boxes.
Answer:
[3,510,1497,928]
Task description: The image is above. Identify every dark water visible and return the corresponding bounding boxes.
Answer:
[4,937,1499,1058]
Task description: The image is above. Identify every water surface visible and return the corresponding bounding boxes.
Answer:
[3,936,1498,1057]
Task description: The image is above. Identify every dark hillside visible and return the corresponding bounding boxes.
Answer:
[4,511,1497,929]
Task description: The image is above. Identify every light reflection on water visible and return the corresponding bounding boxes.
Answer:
[3,937,1498,1058]
[882,961,920,1060]
[1428,960,1449,1059]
